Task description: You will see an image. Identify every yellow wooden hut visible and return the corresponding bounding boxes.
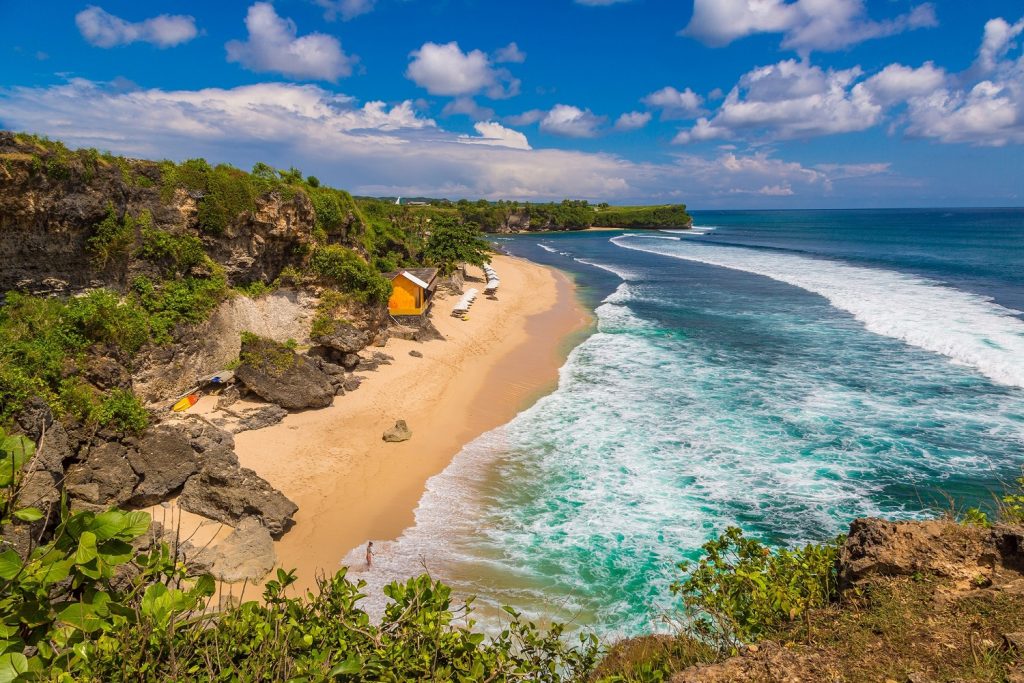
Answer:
[386,268,439,316]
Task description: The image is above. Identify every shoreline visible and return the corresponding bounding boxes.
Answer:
[231,254,591,592]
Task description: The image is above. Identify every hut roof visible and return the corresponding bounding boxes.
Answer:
[386,268,439,290]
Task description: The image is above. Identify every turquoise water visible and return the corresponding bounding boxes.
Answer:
[353,209,1024,635]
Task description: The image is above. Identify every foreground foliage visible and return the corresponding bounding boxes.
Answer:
[0,433,599,681]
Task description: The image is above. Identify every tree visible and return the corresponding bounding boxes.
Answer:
[423,217,491,275]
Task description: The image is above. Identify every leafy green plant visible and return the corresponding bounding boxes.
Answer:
[961,507,991,527]
[998,474,1024,524]
[136,214,208,273]
[423,217,492,275]
[308,245,391,304]
[670,528,842,653]
[87,204,136,269]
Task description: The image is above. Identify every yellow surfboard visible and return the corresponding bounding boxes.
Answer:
[172,393,199,412]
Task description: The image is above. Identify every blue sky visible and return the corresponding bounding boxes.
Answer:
[1,1,1022,208]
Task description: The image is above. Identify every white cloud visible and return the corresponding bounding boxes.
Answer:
[313,0,376,22]
[313,0,375,21]
[682,0,937,53]
[862,62,946,105]
[896,16,1024,146]
[642,86,704,119]
[226,3,355,81]
[406,42,520,99]
[970,17,1024,78]
[75,6,197,48]
[0,77,862,204]
[674,59,881,143]
[614,111,652,131]
[441,97,495,121]
[458,121,531,150]
[494,42,526,64]
[505,109,546,126]
[540,104,605,138]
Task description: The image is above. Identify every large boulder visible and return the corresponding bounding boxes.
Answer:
[178,463,297,538]
[312,320,373,355]
[126,426,199,506]
[234,335,334,410]
[65,442,139,508]
[189,517,277,583]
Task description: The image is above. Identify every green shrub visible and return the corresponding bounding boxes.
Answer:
[670,527,842,653]
[999,475,1024,524]
[131,269,228,344]
[423,217,492,275]
[161,159,258,235]
[64,289,150,356]
[87,204,136,269]
[96,388,149,433]
[308,245,391,304]
[961,507,991,527]
[137,213,208,272]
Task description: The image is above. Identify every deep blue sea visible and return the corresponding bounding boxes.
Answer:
[359,209,1024,635]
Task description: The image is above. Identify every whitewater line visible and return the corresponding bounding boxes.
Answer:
[612,235,1024,389]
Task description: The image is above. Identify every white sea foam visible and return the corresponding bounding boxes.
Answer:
[536,243,559,253]
[573,258,639,281]
[613,235,1024,388]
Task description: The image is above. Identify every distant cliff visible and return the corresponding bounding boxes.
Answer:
[353,197,693,234]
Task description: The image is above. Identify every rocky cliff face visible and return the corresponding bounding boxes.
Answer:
[669,517,1024,682]
[0,132,324,295]
[0,132,388,577]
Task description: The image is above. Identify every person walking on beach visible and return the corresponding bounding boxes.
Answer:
[365,541,374,568]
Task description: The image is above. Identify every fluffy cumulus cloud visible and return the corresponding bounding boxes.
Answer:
[682,0,937,53]
[674,59,881,143]
[494,42,526,64]
[873,16,1024,146]
[406,42,520,99]
[0,77,880,204]
[861,62,947,105]
[458,121,532,150]
[675,14,1024,147]
[313,0,376,22]
[75,6,198,48]
[642,86,705,119]
[539,105,606,137]
[614,111,652,131]
[226,3,355,81]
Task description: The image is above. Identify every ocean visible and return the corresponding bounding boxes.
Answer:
[355,208,1024,636]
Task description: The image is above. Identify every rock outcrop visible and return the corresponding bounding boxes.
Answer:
[235,335,334,410]
[666,517,1024,683]
[189,516,277,583]
[178,462,298,538]
[8,404,297,557]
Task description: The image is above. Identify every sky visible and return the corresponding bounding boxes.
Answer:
[1,1,1022,208]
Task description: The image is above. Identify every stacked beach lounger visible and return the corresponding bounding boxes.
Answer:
[483,265,500,296]
[451,287,479,318]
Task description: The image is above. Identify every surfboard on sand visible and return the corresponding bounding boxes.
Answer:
[172,393,199,412]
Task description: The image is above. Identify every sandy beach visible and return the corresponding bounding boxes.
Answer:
[222,254,589,591]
